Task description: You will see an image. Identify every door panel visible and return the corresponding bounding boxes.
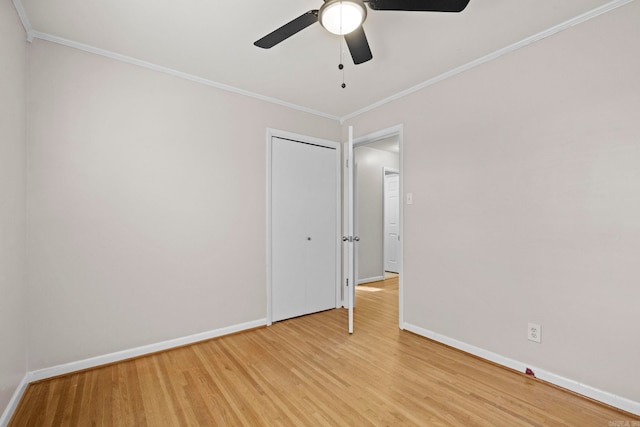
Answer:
[271,137,337,322]
[384,173,400,273]
[346,127,355,333]
[272,139,307,321]
[305,142,337,314]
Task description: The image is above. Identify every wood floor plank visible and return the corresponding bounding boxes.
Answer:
[9,277,639,426]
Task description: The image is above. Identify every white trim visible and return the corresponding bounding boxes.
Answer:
[28,319,266,382]
[0,374,29,427]
[266,129,342,325]
[353,124,404,330]
[403,322,640,417]
[340,0,636,123]
[15,0,632,123]
[27,31,340,122]
[266,129,340,151]
[357,276,385,285]
[353,125,403,147]
[342,143,349,308]
[0,320,266,424]
[11,0,33,41]
[266,131,274,327]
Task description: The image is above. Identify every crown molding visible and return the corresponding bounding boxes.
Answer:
[339,0,636,123]
[12,0,637,129]
[28,30,341,123]
[12,0,33,41]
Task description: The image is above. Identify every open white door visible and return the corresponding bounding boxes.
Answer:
[344,126,357,334]
[384,169,400,274]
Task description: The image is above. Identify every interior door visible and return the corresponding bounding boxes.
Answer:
[271,137,337,322]
[345,127,357,334]
[384,171,400,273]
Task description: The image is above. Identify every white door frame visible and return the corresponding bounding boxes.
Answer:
[348,124,405,329]
[266,128,342,326]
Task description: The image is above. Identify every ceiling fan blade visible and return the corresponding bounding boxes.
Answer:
[367,0,470,12]
[254,10,319,49]
[344,26,373,65]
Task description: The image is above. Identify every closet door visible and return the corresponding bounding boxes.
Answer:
[271,137,337,322]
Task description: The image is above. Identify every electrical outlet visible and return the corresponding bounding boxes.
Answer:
[528,323,541,343]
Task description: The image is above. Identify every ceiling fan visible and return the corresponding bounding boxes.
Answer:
[254,0,471,65]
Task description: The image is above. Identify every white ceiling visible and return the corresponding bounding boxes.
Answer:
[17,0,622,120]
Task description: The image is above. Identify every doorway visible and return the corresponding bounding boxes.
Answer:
[352,125,404,329]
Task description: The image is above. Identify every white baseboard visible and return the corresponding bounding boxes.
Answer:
[28,318,267,382]
[357,276,385,285]
[7,319,637,420]
[1,319,267,424]
[0,373,29,427]
[403,322,640,417]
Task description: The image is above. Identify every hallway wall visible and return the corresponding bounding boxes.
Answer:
[355,145,399,282]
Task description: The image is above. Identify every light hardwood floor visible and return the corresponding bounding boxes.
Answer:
[11,277,639,426]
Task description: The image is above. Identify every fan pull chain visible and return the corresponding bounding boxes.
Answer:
[339,39,346,89]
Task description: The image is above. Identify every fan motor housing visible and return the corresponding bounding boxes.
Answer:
[319,0,368,35]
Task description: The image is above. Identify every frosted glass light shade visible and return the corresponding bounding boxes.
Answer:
[319,0,367,35]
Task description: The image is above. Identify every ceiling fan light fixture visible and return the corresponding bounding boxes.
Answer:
[319,0,367,35]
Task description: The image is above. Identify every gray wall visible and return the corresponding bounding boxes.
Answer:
[3,0,640,417]
[355,145,399,282]
[26,39,340,370]
[345,1,640,404]
[0,0,27,417]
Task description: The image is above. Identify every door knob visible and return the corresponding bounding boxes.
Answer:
[354,236,360,242]
[342,236,349,242]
